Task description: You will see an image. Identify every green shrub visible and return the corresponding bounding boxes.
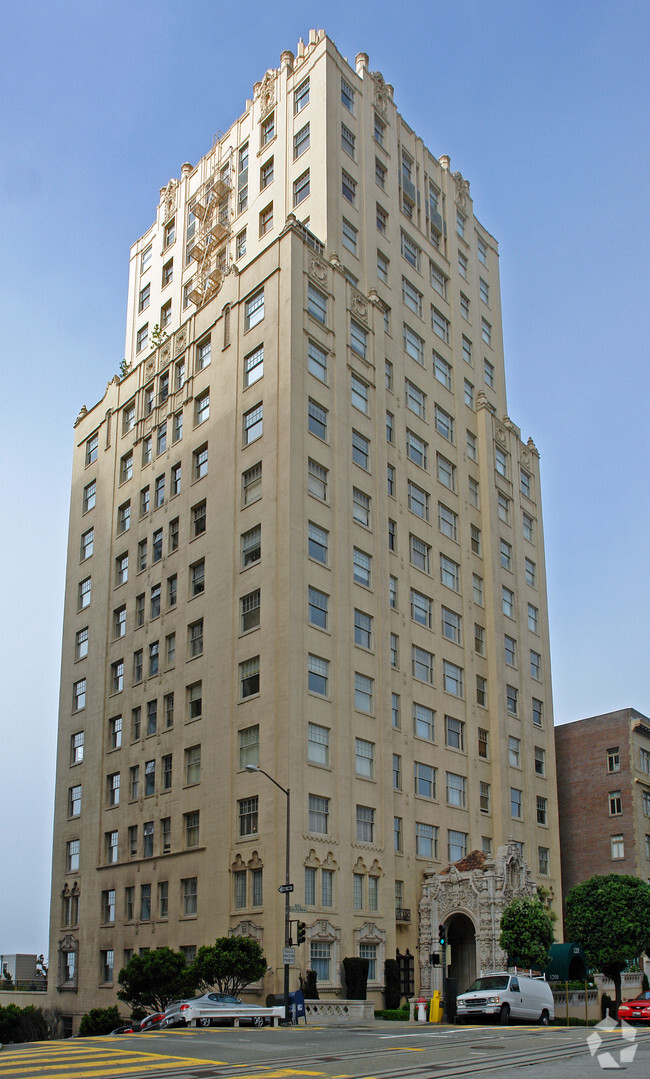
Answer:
[78,1006,124,1037]
[374,1008,410,1020]
[0,1004,49,1044]
[342,957,369,1000]
[384,959,401,1010]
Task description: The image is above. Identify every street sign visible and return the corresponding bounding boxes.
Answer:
[283,947,295,965]
[278,883,294,893]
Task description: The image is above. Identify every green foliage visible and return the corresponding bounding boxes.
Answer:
[192,937,267,997]
[374,1008,410,1020]
[384,959,402,1010]
[565,874,650,1008]
[78,1006,123,1037]
[118,359,131,378]
[342,957,369,1000]
[117,947,198,1012]
[642,972,649,992]
[299,969,319,1000]
[499,896,555,970]
[0,1004,49,1044]
[149,324,169,351]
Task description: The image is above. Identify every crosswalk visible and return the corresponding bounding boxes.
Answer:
[0,1039,220,1079]
[0,1038,330,1079]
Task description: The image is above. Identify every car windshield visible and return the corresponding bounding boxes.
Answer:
[466,975,510,992]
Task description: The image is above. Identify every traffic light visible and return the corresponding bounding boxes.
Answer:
[296,921,307,945]
[439,924,446,947]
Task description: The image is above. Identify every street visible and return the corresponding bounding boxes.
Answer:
[2,1021,650,1079]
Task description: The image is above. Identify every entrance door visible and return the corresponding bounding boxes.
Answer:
[447,913,476,995]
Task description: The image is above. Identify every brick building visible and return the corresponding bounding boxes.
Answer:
[555,708,650,898]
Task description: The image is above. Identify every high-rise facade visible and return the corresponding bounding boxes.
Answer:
[49,29,561,1023]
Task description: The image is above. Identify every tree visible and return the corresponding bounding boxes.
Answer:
[565,874,650,1012]
[192,937,267,996]
[499,897,555,971]
[79,1006,123,1037]
[117,948,198,1013]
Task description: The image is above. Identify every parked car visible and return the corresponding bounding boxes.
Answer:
[163,993,268,1028]
[618,991,650,1024]
[139,1012,166,1032]
[109,1024,138,1035]
[456,972,555,1025]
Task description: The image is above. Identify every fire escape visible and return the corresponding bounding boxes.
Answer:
[187,171,231,308]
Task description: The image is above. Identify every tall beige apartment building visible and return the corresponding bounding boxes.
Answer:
[49,29,561,1023]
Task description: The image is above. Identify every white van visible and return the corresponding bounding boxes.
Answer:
[456,972,554,1025]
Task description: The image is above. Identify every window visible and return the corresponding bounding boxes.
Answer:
[481,317,492,346]
[351,374,369,414]
[437,455,456,492]
[432,307,450,344]
[308,283,327,325]
[406,430,428,470]
[376,203,388,234]
[66,838,80,873]
[308,722,329,766]
[355,738,374,779]
[532,698,543,728]
[523,513,534,542]
[238,794,258,837]
[504,635,517,667]
[302,522,328,569]
[497,494,510,525]
[354,672,373,713]
[484,358,495,388]
[107,771,120,806]
[448,830,468,863]
[242,403,263,445]
[341,120,356,157]
[402,278,423,317]
[117,502,130,534]
[68,784,82,817]
[446,771,467,807]
[308,654,329,696]
[416,822,437,859]
[260,156,274,191]
[412,645,434,685]
[294,76,309,113]
[258,202,273,235]
[502,586,515,618]
[349,546,370,588]
[436,503,457,542]
[406,534,428,575]
[411,589,433,628]
[511,788,523,819]
[244,289,264,331]
[186,680,202,721]
[239,726,259,769]
[472,573,483,606]
[182,877,198,916]
[375,157,386,189]
[470,525,482,556]
[294,120,310,158]
[530,650,541,679]
[184,810,200,849]
[533,746,546,777]
[608,790,622,816]
[506,685,518,716]
[386,412,395,446]
[435,406,454,444]
[440,554,460,592]
[136,324,148,353]
[441,607,462,644]
[353,608,372,649]
[352,488,370,528]
[351,429,369,469]
[241,345,264,390]
[443,660,464,697]
[309,794,329,834]
[405,379,426,418]
[377,250,389,283]
[239,656,259,698]
[433,354,452,392]
[389,576,398,612]
[238,588,260,633]
[464,379,474,408]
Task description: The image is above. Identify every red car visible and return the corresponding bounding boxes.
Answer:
[618,991,650,1023]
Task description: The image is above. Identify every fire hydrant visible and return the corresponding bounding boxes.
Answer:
[417,997,427,1022]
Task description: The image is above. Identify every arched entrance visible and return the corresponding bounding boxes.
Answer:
[446,913,476,995]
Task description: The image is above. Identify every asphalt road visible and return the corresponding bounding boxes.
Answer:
[2,1020,650,1079]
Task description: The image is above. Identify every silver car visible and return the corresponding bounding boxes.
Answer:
[163,992,267,1028]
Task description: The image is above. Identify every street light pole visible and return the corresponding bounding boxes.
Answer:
[246,764,291,1022]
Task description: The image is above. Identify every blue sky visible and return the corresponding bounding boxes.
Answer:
[1,0,648,952]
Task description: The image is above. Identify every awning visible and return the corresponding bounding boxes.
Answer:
[544,943,588,983]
